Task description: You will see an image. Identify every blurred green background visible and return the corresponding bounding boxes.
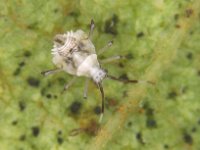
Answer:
[0,0,200,150]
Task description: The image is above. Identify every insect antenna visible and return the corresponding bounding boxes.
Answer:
[107,74,155,85]
[88,19,95,39]
[97,82,104,122]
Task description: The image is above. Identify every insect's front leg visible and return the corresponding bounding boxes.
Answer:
[100,55,125,64]
[88,19,95,39]
[41,68,62,76]
[97,40,113,55]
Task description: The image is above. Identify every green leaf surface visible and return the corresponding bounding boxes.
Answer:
[0,0,200,150]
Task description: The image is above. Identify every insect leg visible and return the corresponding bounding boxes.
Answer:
[83,78,89,99]
[69,128,85,136]
[107,75,155,85]
[97,40,113,55]
[97,82,104,122]
[88,19,95,39]
[100,55,125,63]
[41,68,62,76]
[61,77,77,94]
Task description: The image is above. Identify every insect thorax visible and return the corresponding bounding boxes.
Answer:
[51,30,105,82]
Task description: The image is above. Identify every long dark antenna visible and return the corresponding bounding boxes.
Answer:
[107,75,138,83]
[107,74,155,85]
[98,82,104,122]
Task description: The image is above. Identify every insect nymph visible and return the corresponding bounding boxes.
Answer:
[42,20,143,121]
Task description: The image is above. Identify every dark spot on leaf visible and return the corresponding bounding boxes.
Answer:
[198,70,200,76]
[94,106,101,115]
[190,31,194,35]
[19,134,26,141]
[136,132,145,144]
[185,8,193,18]
[125,53,134,59]
[57,130,62,135]
[123,90,128,97]
[142,101,150,109]
[57,77,66,86]
[142,102,154,117]
[23,50,31,57]
[191,127,196,133]
[13,67,21,76]
[57,137,63,145]
[127,121,132,127]
[69,101,82,114]
[40,87,46,96]
[146,118,157,128]
[99,55,106,60]
[12,120,18,125]
[186,52,193,60]
[164,144,169,149]
[174,14,179,20]
[31,126,40,137]
[54,95,58,99]
[145,108,154,117]
[136,32,144,38]
[183,133,193,145]
[175,24,181,28]
[167,91,177,99]
[118,62,124,68]
[19,101,26,112]
[104,14,119,35]
[27,77,40,87]
[69,11,79,17]
[180,86,187,93]
[19,61,25,67]
[47,82,52,87]
[27,22,38,30]
[46,93,52,99]
[54,8,59,13]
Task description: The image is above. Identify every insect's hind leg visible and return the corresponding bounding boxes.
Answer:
[61,77,77,94]
[41,68,62,76]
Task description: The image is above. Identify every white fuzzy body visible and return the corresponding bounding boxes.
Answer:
[51,30,106,83]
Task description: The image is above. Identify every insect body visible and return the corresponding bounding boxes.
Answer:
[51,30,106,84]
[42,20,149,121]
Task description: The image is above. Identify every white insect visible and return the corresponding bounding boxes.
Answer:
[42,20,148,121]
